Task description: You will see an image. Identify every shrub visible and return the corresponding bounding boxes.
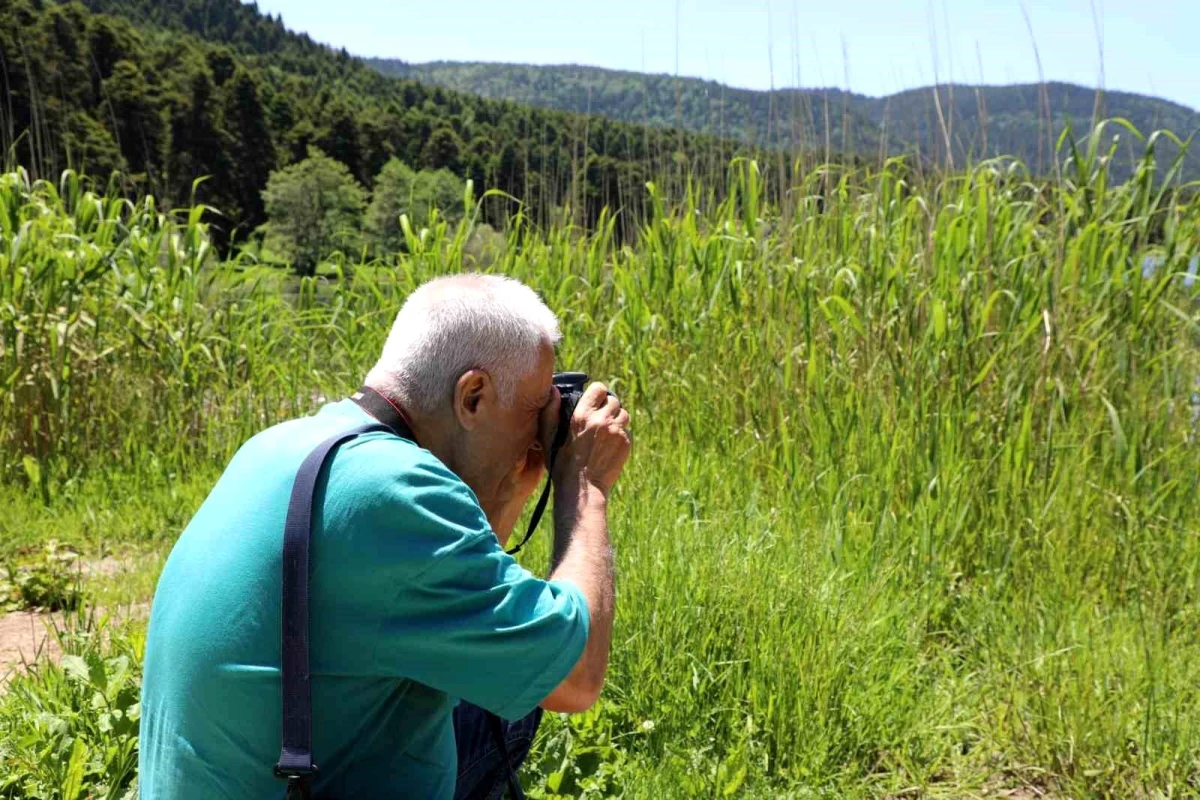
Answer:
[259,146,366,276]
[1,541,82,613]
[365,157,466,254]
[0,611,143,799]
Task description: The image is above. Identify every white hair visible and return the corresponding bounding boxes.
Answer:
[365,274,561,415]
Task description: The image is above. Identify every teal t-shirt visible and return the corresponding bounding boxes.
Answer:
[138,399,589,799]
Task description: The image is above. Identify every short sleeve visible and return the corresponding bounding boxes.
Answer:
[352,446,591,721]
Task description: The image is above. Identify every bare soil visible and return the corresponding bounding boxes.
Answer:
[0,602,149,694]
[0,610,64,690]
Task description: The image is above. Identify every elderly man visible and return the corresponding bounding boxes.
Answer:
[138,274,630,799]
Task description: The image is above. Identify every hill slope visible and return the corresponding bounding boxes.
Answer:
[0,1,759,242]
[369,61,1200,179]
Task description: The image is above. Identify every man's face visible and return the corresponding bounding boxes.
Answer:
[489,340,556,486]
[450,341,556,514]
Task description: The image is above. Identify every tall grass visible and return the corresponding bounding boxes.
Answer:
[1,125,1199,796]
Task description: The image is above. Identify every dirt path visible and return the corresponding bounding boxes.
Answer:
[0,603,149,693]
[0,610,64,690]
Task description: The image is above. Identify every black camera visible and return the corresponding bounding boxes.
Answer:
[551,372,618,460]
[551,371,590,459]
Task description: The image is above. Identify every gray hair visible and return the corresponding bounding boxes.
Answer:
[364,274,561,415]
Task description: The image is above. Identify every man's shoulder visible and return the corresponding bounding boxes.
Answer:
[276,403,492,548]
[212,399,490,560]
[237,400,455,488]
[327,425,476,510]
[329,435,489,549]
[216,401,469,514]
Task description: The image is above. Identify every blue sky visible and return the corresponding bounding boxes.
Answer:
[249,0,1200,111]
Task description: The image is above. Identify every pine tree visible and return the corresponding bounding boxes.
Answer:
[420,125,463,173]
[165,56,233,213]
[223,68,276,232]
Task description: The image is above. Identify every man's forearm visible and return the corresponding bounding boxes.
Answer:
[548,478,614,701]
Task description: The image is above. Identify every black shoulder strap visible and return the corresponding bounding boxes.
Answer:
[275,391,527,799]
[274,418,401,798]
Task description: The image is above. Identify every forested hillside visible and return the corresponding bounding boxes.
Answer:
[5,0,1194,251]
[371,61,1200,180]
[0,0,762,243]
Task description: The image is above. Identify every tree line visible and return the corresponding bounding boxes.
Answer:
[258,147,468,274]
[0,0,772,249]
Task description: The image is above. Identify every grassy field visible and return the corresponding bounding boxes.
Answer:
[1,131,1199,797]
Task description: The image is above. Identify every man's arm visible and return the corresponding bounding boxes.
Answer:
[540,478,614,712]
[539,385,629,713]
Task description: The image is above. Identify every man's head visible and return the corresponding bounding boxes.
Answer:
[364,274,560,508]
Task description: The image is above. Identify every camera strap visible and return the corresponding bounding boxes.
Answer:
[506,397,573,556]
[349,385,416,437]
[275,420,397,799]
[505,464,554,556]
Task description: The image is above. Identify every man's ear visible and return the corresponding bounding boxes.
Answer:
[453,369,494,430]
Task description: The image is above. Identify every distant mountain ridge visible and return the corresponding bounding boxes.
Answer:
[368,60,1200,179]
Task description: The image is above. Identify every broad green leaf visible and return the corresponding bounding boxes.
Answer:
[61,655,90,685]
[820,295,865,338]
[722,764,747,796]
[1101,396,1127,461]
[62,736,86,800]
[970,350,1002,389]
[21,456,41,489]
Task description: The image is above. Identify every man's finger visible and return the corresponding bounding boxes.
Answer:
[602,393,622,418]
[577,382,611,414]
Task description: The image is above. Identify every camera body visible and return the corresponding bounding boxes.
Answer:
[551,372,590,460]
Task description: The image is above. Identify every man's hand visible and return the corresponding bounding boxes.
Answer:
[552,383,631,499]
[504,440,549,511]
[488,443,548,545]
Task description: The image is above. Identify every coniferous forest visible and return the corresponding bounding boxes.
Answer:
[0,0,768,247]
